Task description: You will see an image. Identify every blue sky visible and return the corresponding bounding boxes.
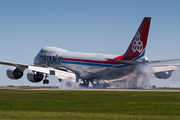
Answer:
[0,0,180,87]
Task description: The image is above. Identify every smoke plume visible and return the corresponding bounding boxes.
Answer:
[107,64,153,89]
[58,77,80,89]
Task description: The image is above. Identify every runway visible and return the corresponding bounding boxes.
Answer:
[1,87,180,92]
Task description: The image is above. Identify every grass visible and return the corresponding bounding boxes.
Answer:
[0,90,180,119]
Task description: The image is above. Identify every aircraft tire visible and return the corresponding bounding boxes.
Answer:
[46,80,49,84]
[43,80,46,84]
[43,80,49,84]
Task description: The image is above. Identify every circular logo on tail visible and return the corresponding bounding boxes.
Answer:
[132,31,143,53]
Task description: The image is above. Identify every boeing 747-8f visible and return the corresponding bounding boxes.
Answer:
[1,17,180,88]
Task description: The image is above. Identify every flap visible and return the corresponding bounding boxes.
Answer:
[28,66,50,74]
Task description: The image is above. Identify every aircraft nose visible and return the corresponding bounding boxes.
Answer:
[33,54,40,65]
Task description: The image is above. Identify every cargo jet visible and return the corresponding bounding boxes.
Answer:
[1,17,180,88]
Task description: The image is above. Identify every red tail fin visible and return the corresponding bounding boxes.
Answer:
[124,17,151,58]
[114,17,151,60]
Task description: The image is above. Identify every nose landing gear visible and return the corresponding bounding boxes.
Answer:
[43,74,49,84]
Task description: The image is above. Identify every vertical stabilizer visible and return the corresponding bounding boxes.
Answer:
[114,17,151,60]
[124,17,151,59]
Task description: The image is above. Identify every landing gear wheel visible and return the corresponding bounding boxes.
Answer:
[79,79,89,88]
[46,80,49,84]
[58,79,62,83]
[43,80,45,84]
[43,74,49,84]
[43,80,49,84]
[91,79,109,89]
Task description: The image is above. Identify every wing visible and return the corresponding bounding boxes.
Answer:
[0,61,76,81]
[29,66,76,81]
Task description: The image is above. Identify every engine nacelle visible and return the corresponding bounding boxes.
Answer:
[6,67,23,79]
[154,71,172,79]
[27,71,44,83]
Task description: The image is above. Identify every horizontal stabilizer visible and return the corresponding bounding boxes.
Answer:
[106,58,141,65]
[151,66,177,73]
[148,59,180,64]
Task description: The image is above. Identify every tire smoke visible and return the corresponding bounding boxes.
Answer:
[107,64,153,89]
[58,77,80,89]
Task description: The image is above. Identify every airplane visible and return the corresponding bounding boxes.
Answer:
[1,17,180,88]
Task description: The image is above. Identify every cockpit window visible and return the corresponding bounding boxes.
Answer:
[39,49,45,54]
[40,49,47,53]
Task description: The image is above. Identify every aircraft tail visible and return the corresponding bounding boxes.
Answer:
[114,17,151,61]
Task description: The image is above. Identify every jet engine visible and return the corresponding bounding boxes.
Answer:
[154,71,172,79]
[6,67,23,79]
[27,71,44,83]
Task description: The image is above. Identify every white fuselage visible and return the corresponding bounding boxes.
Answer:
[33,46,138,80]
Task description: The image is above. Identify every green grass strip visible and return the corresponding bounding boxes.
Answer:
[0,90,180,119]
[0,111,180,120]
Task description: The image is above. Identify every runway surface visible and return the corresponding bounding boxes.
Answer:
[1,87,180,92]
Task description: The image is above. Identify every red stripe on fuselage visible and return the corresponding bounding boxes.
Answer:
[62,55,134,65]
[62,58,120,65]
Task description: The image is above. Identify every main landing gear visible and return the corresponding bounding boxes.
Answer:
[43,74,49,84]
[79,79,110,89]
[79,79,89,88]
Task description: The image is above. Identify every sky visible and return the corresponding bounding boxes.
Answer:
[0,0,180,87]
